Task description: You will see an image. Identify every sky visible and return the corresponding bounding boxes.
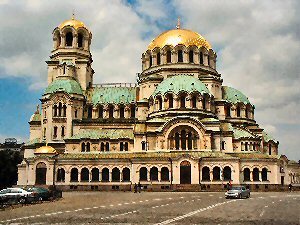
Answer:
[0,0,299,160]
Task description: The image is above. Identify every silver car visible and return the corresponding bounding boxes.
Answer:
[0,188,37,204]
[225,186,250,199]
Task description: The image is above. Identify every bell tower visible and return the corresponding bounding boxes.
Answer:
[46,15,94,91]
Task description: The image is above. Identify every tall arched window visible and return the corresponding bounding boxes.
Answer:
[120,142,124,151]
[62,105,67,117]
[130,105,136,118]
[81,143,85,152]
[207,55,210,66]
[175,132,180,150]
[53,126,58,138]
[61,126,65,137]
[91,168,99,182]
[223,166,231,180]
[161,167,169,181]
[70,168,78,182]
[202,167,210,181]
[180,95,186,108]
[122,168,130,181]
[86,142,90,152]
[139,167,147,181]
[187,132,193,150]
[100,142,105,151]
[150,167,158,181]
[244,168,250,181]
[178,50,183,62]
[102,168,109,182]
[124,142,128,151]
[58,102,62,117]
[157,96,163,110]
[78,33,84,48]
[225,105,231,117]
[106,142,110,151]
[245,142,248,151]
[262,168,268,181]
[191,95,197,108]
[81,168,89,182]
[213,167,221,180]
[167,50,171,63]
[119,105,125,118]
[98,105,103,118]
[87,105,93,119]
[168,94,173,108]
[112,168,120,182]
[236,106,241,117]
[149,55,152,67]
[108,105,114,118]
[269,144,272,155]
[253,168,260,181]
[157,52,161,65]
[181,130,186,150]
[189,50,194,63]
[200,52,204,65]
[57,168,65,182]
[53,105,57,117]
[142,141,146,151]
[66,32,73,47]
[202,97,206,110]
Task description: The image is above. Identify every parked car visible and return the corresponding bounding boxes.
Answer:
[25,187,51,201]
[225,186,250,199]
[0,188,37,204]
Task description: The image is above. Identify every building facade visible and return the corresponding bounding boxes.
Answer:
[18,17,300,191]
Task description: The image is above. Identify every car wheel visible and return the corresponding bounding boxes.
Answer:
[18,197,26,204]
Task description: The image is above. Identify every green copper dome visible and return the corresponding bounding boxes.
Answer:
[222,86,251,105]
[44,78,83,95]
[92,87,136,105]
[152,75,210,97]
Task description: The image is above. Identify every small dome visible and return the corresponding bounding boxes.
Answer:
[35,146,58,155]
[222,86,251,105]
[152,75,210,97]
[148,28,212,51]
[44,78,83,95]
[58,17,88,30]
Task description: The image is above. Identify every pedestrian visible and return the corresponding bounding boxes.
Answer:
[134,183,137,193]
[226,182,230,190]
[138,182,142,193]
[288,183,292,192]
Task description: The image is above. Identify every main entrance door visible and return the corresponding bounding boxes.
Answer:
[180,161,191,184]
[35,162,47,185]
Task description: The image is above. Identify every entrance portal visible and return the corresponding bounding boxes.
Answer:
[35,162,47,185]
[180,161,191,184]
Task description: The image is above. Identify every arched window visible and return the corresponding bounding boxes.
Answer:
[106,142,110,151]
[202,97,206,110]
[245,142,248,151]
[91,168,99,182]
[122,168,130,181]
[58,102,62,117]
[53,105,57,117]
[262,168,268,181]
[149,55,153,67]
[223,166,231,180]
[119,105,125,118]
[53,126,58,138]
[57,168,65,182]
[225,105,231,117]
[168,94,173,108]
[43,127,46,138]
[124,142,128,151]
[87,105,93,119]
[108,105,114,118]
[244,168,251,181]
[236,106,241,117]
[167,50,171,63]
[175,132,180,150]
[269,144,272,155]
[202,167,210,181]
[178,50,183,62]
[74,109,78,118]
[213,167,221,180]
[207,55,210,66]
[187,132,192,150]
[70,168,78,182]
[180,95,186,108]
[150,167,158,181]
[181,130,186,150]
[245,108,249,118]
[157,52,161,65]
[112,168,120,182]
[62,105,67,117]
[81,143,85,152]
[253,168,260,181]
[100,142,105,151]
[120,142,124,151]
[78,33,84,48]
[139,167,147,181]
[102,168,109,182]
[66,32,73,47]
[86,142,90,152]
[221,141,225,150]
[61,126,65,137]
[98,105,103,118]
[191,95,197,108]
[142,141,146,151]
[157,96,163,110]
[130,105,136,118]
[200,52,204,65]
[189,50,194,63]
[81,168,89,182]
[161,167,169,181]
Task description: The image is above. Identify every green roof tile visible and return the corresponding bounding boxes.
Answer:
[222,86,251,105]
[233,127,255,139]
[67,129,134,140]
[30,113,41,122]
[91,87,136,105]
[152,75,210,97]
[44,78,83,95]
[262,131,275,142]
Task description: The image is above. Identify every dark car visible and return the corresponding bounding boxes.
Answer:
[225,186,250,199]
[0,188,37,204]
[25,187,51,201]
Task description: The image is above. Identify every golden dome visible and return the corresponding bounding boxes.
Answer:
[148,28,212,51]
[58,17,88,30]
[35,146,58,155]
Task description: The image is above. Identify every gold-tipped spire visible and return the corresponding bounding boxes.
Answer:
[72,9,75,20]
[176,16,181,29]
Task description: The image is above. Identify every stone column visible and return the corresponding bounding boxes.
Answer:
[147,169,150,182]
[158,171,161,182]
[73,34,78,48]
[109,171,112,182]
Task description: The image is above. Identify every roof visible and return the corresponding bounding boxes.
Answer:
[44,78,83,95]
[30,113,41,122]
[229,152,279,159]
[233,127,256,139]
[91,87,136,105]
[35,146,58,155]
[58,17,89,31]
[67,129,134,140]
[152,75,210,97]
[220,123,234,132]
[262,131,275,142]
[222,86,251,105]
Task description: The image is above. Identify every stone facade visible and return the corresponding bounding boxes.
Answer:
[17,17,300,191]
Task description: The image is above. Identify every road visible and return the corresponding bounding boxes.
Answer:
[0,191,299,224]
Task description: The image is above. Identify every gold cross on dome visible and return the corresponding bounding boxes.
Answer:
[176,16,181,29]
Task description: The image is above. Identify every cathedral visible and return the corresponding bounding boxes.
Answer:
[17,16,300,191]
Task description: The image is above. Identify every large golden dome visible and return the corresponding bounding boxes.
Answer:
[35,146,58,155]
[148,28,212,51]
[58,17,88,30]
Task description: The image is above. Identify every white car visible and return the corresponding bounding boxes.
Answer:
[225,186,250,199]
[0,188,37,204]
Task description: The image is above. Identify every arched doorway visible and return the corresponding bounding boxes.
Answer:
[180,161,191,184]
[36,162,47,185]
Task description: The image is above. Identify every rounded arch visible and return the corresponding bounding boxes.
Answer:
[213,166,221,181]
[262,167,268,181]
[180,160,191,184]
[202,166,210,181]
[91,168,99,182]
[101,167,109,182]
[161,167,169,181]
[150,167,158,181]
[122,167,130,181]
[243,167,251,181]
[253,167,260,181]
[223,166,231,181]
[81,168,89,182]
[70,167,79,182]
[57,168,65,182]
[139,167,148,181]
[112,167,120,182]
[35,162,47,185]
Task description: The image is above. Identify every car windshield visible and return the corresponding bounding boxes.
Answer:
[231,187,242,190]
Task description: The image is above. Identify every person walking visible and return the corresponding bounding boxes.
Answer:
[134,183,137,193]
[138,182,142,193]
[288,183,292,192]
